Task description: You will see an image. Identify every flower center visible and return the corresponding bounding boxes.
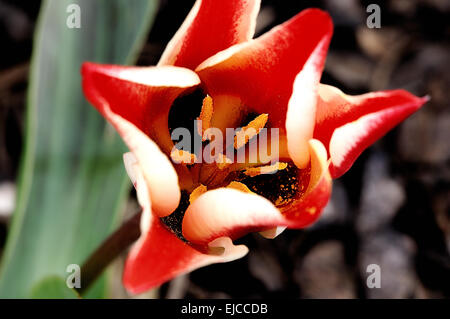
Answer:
[162,93,302,239]
[170,94,290,190]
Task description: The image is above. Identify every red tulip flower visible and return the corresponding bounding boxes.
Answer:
[82,0,427,294]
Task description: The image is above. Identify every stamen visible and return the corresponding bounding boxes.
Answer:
[189,184,207,203]
[197,95,213,141]
[215,153,233,170]
[170,148,197,164]
[243,162,288,177]
[234,113,268,149]
[226,181,254,194]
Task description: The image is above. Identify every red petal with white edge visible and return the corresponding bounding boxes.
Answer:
[196,8,333,129]
[101,106,180,217]
[183,188,285,244]
[314,84,428,178]
[279,139,332,228]
[158,0,260,69]
[124,150,247,294]
[285,36,330,169]
[81,62,200,151]
[182,139,332,245]
[123,214,248,294]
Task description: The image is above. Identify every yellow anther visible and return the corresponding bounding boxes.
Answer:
[170,148,197,164]
[215,153,233,170]
[197,95,214,141]
[234,113,268,149]
[189,184,207,203]
[226,181,254,194]
[275,196,284,206]
[243,162,288,177]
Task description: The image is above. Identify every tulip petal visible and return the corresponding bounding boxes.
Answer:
[314,85,428,178]
[259,226,287,239]
[123,149,246,294]
[182,188,285,244]
[182,139,332,244]
[122,152,153,233]
[81,62,200,151]
[285,35,330,169]
[158,0,261,69]
[279,139,332,228]
[196,8,333,129]
[107,110,180,217]
[123,154,247,294]
[123,212,248,294]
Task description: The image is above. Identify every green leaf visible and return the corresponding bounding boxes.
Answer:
[0,0,158,298]
[29,276,79,299]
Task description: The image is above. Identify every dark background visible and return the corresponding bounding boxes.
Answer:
[1,0,449,298]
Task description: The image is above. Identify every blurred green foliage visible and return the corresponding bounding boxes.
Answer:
[0,0,158,298]
[30,276,79,299]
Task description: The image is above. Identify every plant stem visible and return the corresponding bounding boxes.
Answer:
[75,210,142,295]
